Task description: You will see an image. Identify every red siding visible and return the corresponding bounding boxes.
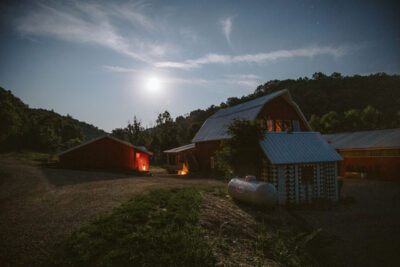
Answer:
[194,95,310,172]
[257,95,310,131]
[195,140,221,171]
[339,155,400,180]
[59,136,149,171]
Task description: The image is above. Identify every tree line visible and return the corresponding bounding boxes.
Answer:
[111,72,400,164]
[1,72,399,161]
[0,87,105,152]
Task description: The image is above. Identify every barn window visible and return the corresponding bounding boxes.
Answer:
[282,120,291,131]
[293,120,300,131]
[267,120,274,131]
[275,120,283,132]
[210,156,215,169]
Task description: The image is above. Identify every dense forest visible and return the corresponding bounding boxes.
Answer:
[0,87,106,152]
[1,72,399,162]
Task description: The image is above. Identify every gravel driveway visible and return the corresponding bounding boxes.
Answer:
[0,156,223,266]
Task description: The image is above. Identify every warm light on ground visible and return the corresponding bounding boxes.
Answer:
[178,162,189,175]
[146,77,161,93]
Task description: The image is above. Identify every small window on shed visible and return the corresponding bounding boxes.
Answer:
[210,156,215,169]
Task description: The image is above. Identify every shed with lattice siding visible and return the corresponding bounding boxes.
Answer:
[259,132,342,205]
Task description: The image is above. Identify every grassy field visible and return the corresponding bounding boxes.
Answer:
[48,187,217,267]
[46,187,321,267]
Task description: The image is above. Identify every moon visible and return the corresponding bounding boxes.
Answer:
[146,77,161,93]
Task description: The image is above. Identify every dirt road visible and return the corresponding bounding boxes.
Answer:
[296,178,400,267]
[0,156,223,266]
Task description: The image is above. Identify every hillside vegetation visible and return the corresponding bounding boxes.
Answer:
[0,87,106,152]
[2,73,399,158]
[112,72,400,163]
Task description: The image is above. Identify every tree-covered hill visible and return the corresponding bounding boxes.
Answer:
[0,87,106,152]
[1,72,399,157]
[112,72,400,163]
[164,72,400,145]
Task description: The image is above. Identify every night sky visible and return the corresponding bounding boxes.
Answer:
[1,0,399,131]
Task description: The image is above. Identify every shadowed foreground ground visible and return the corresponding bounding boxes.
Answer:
[1,154,399,266]
[296,178,400,267]
[0,155,223,266]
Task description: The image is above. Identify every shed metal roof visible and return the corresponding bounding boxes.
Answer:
[58,135,153,156]
[260,132,342,164]
[164,143,195,153]
[323,129,400,149]
[192,89,312,143]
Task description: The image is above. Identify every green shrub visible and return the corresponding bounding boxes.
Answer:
[48,188,215,267]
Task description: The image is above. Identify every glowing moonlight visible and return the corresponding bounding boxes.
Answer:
[146,77,161,93]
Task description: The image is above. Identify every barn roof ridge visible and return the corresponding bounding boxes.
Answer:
[210,89,288,118]
[58,135,152,156]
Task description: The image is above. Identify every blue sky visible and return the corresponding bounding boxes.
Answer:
[0,0,399,131]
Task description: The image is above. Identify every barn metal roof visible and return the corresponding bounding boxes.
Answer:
[259,132,343,164]
[192,89,311,143]
[58,135,153,156]
[164,143,195,153]
[323,128,400,149]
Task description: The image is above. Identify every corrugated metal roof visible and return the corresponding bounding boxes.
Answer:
[58,135,153,156]
[260,132,343,164]
[164,143,195,153]
[323,129,400,149]
[192,90,290,142]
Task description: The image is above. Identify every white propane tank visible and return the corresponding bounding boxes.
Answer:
[228,177,278,207]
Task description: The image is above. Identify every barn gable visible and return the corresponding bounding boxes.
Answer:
[192,89,311,143]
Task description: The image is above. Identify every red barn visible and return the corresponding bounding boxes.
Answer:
[324,129,400,180]
[191,89,312,172]
[58,135,152,171]
[165,89,314,174]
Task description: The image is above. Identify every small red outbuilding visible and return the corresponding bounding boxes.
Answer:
[58,135,152,171]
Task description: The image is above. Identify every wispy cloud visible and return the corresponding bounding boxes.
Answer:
[102,65,139,73]
[155,45,349,69]
[15,2,163,63]
[221,17,233,45]
[223,74,261,87]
